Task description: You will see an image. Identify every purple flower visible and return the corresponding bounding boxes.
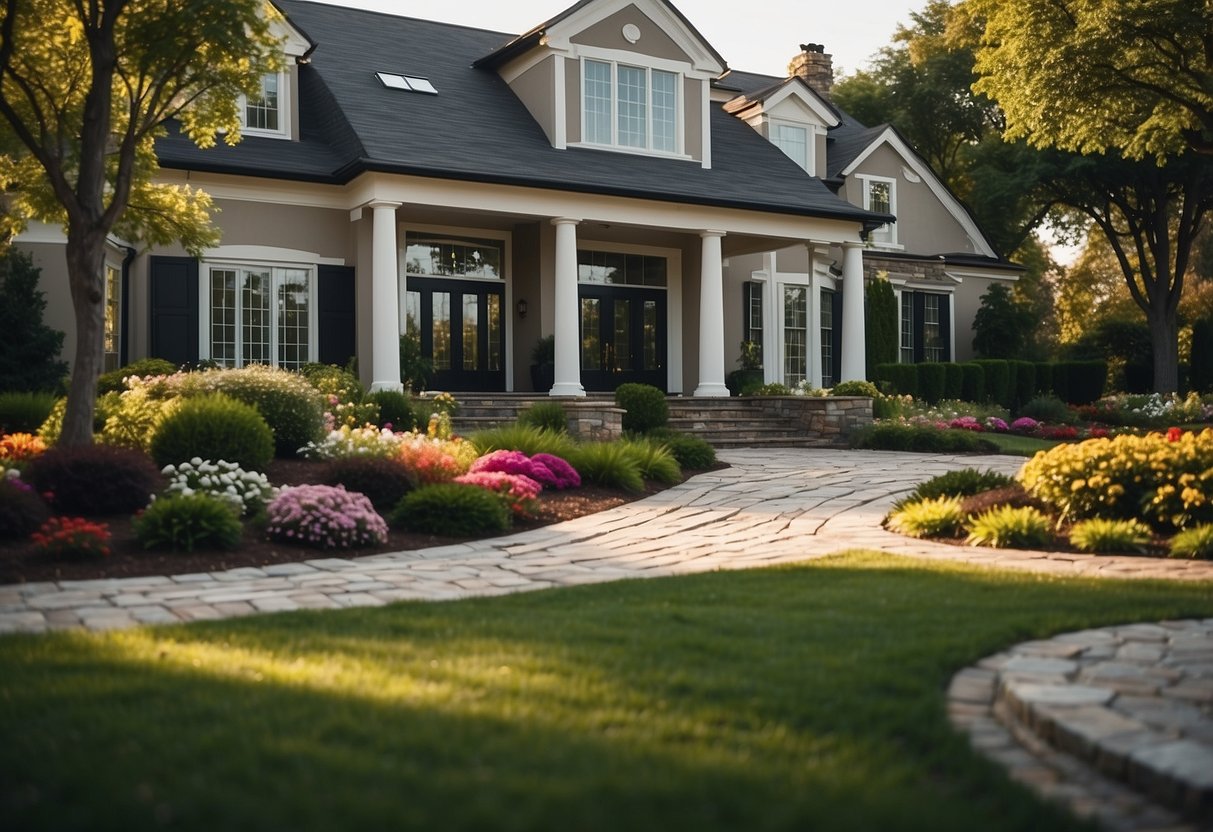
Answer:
[985,417,1009,432]
[530,453,581,489]
[1010,417,1039,432]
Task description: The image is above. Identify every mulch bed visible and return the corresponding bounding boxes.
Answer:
[1,459,725,586]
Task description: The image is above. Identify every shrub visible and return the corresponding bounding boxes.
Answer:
[1053,361,1106,405]
[162,459,276,516]
[151,394,274,472]
[973,360,1011,407]
[134,493,243,552]
[568,442,645,493]
[865,277,899,377]
[25,444,160,515]
[943,363,964,401]
[830,380,879,398]
[98,379,182,451]
[916,363,946,404]
[299,363,364,403]
[646,428,716,469]
[620,438,681,485]
[470,449,541,478]
[390,483,511,536]
[529,453,581,489]
[30,516,112,558]
[0,249,67,393]
[906,468,1016,503]
[96,358,177,395]
[1069,518,1151,554]
[1010,361,1036,410]
[1018,395,1071,424]
[752,382,793,396]
[1191,318,1213,394]
[0,477,50,540]
[1019,430,1213,529]
[886,497,965,539]
[1169,524,1213,559]
[615,383,668,433]
[321,456,416,511]
[960,363,985,404]
[190,366,325,457]
[1034,362,1054,396]
[399,331,433,392]
[518,401,568,433]
[266,485,388,550]
[966,506,1053,549]
[0,392,57,434]
[471,424,578,459]
[302,425,405,460]
[850,423,998,453]
[454,470,542,518]
[397,435,474,484]
[367,390,415,431]
[875,363,918,398]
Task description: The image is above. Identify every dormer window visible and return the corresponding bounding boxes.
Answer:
[241,71,290,139]
[583,59,679,154]
[771,122,811,172]
[859,174,898,246]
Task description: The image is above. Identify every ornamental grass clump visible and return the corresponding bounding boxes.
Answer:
[1068,518,1152,554]
[966,505,1053,549]
[390,483,511,536]
[886,497,966,539]
[133,493,243,552]
[25,444,160,515]
[150,394,274,472]
[454,470,542,518]
[905,468,1016,504]
[161,459,276,516]
[266,485,388,550]
[620,438,681,485]
[1169,524,1213,560]
[518,401,568,433]
[0,391,57,434]
[470,424,577,460]
[1019,429,1213,529]
[568,442,644,493]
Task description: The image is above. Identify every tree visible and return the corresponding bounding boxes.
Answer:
[864,275,898,376]
[0,0,280,445]
[971,283,1034,359]
[0,248,67,391]
[971,0,1213,161]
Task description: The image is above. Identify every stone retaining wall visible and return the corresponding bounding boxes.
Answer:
[558,400,624,442]
[750,396,874,440]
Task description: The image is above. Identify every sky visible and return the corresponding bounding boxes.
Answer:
[314,0,925,78]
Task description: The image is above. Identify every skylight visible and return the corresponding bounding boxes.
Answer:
[375,72,438,95]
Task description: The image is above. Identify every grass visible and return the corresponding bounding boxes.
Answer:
[983,432,1061,456]
[2,552,1211,831]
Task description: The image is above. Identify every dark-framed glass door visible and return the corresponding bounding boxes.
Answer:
[405,276,504,391]
[579,285,666,392]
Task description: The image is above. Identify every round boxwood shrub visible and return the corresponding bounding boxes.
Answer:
[390,482,510,536]
[192,366,325,457]
[151,393,274,471]
[24,444,160,515]
[0,477,50,539]
[133,493,243,552]
[368,389,415,431]
[321,456,417,511]
[96,357,177,395]
[829,380,879,398]
[615,383,668,433]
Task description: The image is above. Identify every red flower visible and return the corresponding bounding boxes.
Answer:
[1167,427,1183,442]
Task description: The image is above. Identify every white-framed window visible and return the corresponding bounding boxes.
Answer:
[771,122,811,172]
[900,291,914,363]
[820,288,835,388]
[582,58,679,154]
[203,263,316,369]
[241,71,290,139]
[923,293,944,362]
[783,285,808,387]
[103,262,121,372]
[899,290,950,363]
[859,175,898,246]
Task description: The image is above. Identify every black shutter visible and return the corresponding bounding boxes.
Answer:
[912,291,926,363]
[148,256,198,367]
[831,289,843,383]
[317,264,357,367]
[742,282,754,342]
[939,294,952,362]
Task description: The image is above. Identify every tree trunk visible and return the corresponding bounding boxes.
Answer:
[58,230,107,447]
[1147,305,1180,395]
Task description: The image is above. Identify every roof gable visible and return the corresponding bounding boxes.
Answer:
[723,76,840,128]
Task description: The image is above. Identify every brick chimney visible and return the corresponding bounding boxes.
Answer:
[788,43,833,100]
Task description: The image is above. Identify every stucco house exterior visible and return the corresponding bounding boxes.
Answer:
[15,0,1018,396]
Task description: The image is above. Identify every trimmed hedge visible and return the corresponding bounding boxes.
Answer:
[943,363,964,401]
[972,360,1011,408]
[874,363,918,398]
[917,363,946,404]
[1010,361,1036,410]
[1034,362,1054,396]
[960,363,985,404]
[1053,360,1106,405]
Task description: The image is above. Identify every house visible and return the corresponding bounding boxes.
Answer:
[15,0,1018,397]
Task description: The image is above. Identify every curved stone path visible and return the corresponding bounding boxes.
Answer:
[1,448,1211,829]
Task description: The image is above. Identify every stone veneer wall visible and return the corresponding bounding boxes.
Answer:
[560,401,624,442]
[751,396,873,440]
[863,255,949,287]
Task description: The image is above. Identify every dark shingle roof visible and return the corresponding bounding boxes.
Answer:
[156,0,877,224]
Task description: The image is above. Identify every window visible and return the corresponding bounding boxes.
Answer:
[103,263,121,371]
[771,123,809,172]
[861,176,897,246]
[820,289,835,388]
[899,291,950,363]
[900,292,914,363]
[743,282,763,366]
[577,250,667,286]
[783,286,807,386]
[923,294,944,362]
[206,265,314,370]
[582,59,679,154]
[242,71,289,138]
[404,236,502,279]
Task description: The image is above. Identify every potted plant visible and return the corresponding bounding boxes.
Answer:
[530,335,555,393]
[726,341,764,396]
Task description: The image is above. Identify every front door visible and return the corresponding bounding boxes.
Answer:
[579,285,666,392]
[405,277,505,392]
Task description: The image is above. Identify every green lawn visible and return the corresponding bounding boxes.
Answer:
[983,432,1060,456]
[3,552,1211,831]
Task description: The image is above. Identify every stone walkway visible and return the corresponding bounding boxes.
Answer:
[2,448,1211,829]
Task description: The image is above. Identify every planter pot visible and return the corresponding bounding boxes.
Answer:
[530,363,554,393]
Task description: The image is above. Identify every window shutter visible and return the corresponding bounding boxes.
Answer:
[939,295,952,362]
[742,282,754,342]
[317,265,357,367]
[912,291,926,363]
[831,289,843,383]
[149,256,198,367]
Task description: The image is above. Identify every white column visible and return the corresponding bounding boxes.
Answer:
[694,230,729,397]
[840,241,866,382]
[550,217,585,397]
[369,201,403,392]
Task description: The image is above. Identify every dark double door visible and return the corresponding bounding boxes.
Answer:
[579,285,667,392]
[407,276,504,392]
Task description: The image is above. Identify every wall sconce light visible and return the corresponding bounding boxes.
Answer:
[516,298,528,318]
